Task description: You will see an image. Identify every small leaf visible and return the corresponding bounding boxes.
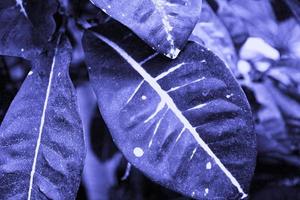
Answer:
[89,0,202,59]
[0,0,57,59]
[0,36,85,199]
[83,21,256,199]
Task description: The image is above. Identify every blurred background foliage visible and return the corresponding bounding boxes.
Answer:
[0,0,300,199]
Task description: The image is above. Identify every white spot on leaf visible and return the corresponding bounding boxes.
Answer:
[204,188,209,196]
[133,147,144,157]
[93,32,248,198]
[206,162,212,170]
[141,95,147,100]
[226,93,234,99]
[28,71,33,76]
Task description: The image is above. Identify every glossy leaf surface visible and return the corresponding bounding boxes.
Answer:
[90,0,202,59]
[83,21,256,199]
[0,36,85,199]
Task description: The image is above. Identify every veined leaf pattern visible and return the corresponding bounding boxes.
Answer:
[83,22,256,199]
[0,36,85,199]
[89,0,202,59]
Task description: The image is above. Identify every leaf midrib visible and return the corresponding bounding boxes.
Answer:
[92,31,247,198]
[27,47,58,200]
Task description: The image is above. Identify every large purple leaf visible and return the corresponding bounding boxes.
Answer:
[83,21,256,199]
[89,0,202,59]
[0,0,57,59]
[0,36,85,199]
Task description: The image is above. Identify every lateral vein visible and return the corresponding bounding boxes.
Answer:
[93,32,247,199]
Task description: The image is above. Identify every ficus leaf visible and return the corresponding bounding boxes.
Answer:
[0,0,57,59]
[83,21,256,199]
[89,0,202,59]
[0,36,85,199]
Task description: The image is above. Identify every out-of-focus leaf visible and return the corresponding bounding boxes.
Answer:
[77,83,121,200]
[228,0,278,46]
[267,66,300,100]
[214,0,249,47]
[0,36,85,199]
[266,79,300,135]
[274,19,300,59]
[285,0,300,24]
[90,108,119,161]
[0,0,57,59]
[251,83,286,139]
[190,0,238,75]
[83,21,256,199]
[89,0,202,59]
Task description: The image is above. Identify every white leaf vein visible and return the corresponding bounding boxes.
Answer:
[27,44,58,200]
[93,32,247,199]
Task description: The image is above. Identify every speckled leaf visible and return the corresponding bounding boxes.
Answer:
[83,22,256,199]
[0,0,57,59]
[0,36,85,199]
[89,0,202,59]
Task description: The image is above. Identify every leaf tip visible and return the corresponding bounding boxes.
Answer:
[166,47,181,59]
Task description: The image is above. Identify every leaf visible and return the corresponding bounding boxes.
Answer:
[284,0,300,24]
[190,0,238,75]
[76,83,121,200]
[225,0,278,46]
[0,0,57,59]
[83,21,256,199]
[267,65,300,100]
[274,19,300,59]
[250,82,286,139]
[266,79,300,135]
[89,0,202,59]
[214,0,249,46]
[0,35,85,199]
